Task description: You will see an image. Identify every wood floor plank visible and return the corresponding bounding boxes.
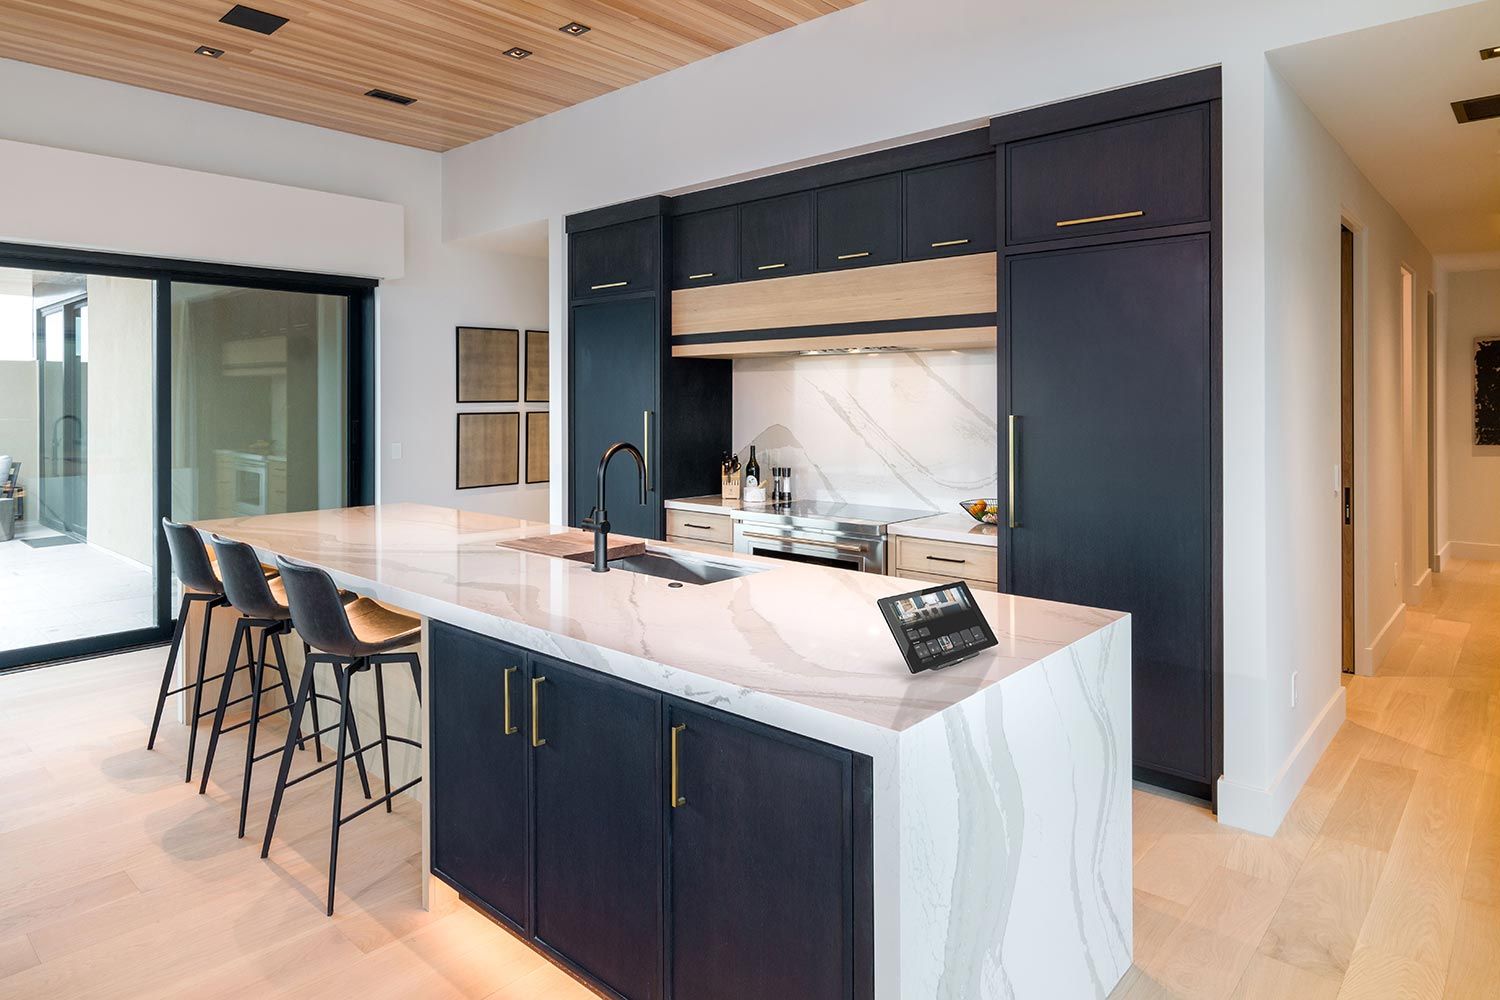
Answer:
[0,937,37,983]
[1255,836,1386,979]
[1319,758,1417,852]
[1441,899,1500,1000]
[1229,953,1340,1000]
[1149,866,1284,999]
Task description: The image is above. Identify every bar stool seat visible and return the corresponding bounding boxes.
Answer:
[260,557,424,915]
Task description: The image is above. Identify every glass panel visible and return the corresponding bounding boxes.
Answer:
[0,267,157,656]
[169,283,348,521]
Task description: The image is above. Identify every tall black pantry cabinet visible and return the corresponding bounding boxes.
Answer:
[567,199,731,538]
[991,69,1223,803]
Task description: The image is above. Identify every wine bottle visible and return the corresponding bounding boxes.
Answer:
[745,446,761,488]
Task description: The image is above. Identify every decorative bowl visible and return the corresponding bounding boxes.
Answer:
[959,498,1000,525]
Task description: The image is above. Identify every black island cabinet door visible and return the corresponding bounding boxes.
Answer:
[667,701,859,1000]
[532,656,664,1000]
[429,622,531,932]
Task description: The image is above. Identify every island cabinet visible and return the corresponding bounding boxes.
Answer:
[427,620,874,1000]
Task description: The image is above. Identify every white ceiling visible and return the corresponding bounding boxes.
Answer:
[1270,0,1500,255]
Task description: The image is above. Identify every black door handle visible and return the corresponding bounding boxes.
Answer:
[1343,486,1352,526]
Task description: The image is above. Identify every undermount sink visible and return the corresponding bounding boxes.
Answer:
[607,550,764,586]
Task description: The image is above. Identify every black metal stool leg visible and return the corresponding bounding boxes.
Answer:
[326,660,357,916]
[342,684,374,801]
[198,618,248,795]
[184,601,218,783]
[270,630,307,752]
[375,663,392,814]
[146,592,191,751]
[236,626,272,839]
[304,644,324,764]
[260,654,318,860]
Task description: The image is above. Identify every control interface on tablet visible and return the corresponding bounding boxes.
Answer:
[877,580,998,673]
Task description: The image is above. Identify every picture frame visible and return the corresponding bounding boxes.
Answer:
[456,412,520,488]
[526,411,550,484]
[1475,338,1500,446]
[525,329,549,403]
[455,326,519,403]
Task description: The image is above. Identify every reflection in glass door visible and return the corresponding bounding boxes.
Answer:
[37,293,89,536]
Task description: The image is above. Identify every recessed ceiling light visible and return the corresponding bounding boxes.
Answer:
[365,88,417,106]
[195,45,225,58]
[560,22,591,36]
[1453,92,1500,124]
[1483,46,1500,61]
[219,4,288,36]
[504,46,533,59]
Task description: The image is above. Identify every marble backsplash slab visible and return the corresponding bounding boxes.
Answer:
[731,349,998,512]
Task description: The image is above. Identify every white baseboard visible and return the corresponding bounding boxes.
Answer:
[1437,543,1449,573]
[1407,569,1432,608]
[1215,685,1347,836]
[1358,602,1406,677]
[1444,540,1500,562]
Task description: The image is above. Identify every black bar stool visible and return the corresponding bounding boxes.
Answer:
[148,519,236,782]
[197,535,369,839]
[260,556,423,915]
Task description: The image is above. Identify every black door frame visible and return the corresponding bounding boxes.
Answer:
[0,241,377,673]
[34,292,91,537]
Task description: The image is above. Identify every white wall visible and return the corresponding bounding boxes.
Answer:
[0,58,549,522]
[1438,268,1500,558]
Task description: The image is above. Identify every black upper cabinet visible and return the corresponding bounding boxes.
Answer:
[531,656,664,1000]
[739,192,814,280]
[816,174,902,271]
[570,217,658,299]
[903,155,996,261]
[668,702,859,1000]
[429,622,530,933]
[1005,106,1210,245]
[670,208,738,289]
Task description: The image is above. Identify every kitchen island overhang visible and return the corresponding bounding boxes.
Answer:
[197,503,1132,999]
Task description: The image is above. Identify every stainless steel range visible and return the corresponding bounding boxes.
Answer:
[731,500,933,574]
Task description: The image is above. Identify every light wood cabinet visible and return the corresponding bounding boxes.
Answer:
[665,509,733,550]
[892,535,997,586]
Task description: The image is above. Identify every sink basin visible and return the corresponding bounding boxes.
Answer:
[607,550,763,586]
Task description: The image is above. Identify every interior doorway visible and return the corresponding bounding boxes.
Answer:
[1341,225,1355,674]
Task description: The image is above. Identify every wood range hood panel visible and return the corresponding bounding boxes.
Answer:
[669,253,998,358]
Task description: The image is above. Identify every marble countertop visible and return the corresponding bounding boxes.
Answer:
[663,494,744,514]
[195,503,1122,742]
[887,511,999,547]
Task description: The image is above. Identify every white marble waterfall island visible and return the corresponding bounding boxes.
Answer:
[196,503,1133,1000]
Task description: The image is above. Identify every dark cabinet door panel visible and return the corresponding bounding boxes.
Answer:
[739,191,814,280]
[532,657,663,1000]
[1007,236,1210,783]
[569,299,659,538]
[429,622,530,931]
[669,702,853,1000]
[670,208,738,289]
[903,155,996,260]
[1005,106,1210,245]
[570,218,658,299]
[816,174,902,271]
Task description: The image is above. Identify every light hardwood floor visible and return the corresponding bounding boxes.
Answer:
[0,559,1495,999]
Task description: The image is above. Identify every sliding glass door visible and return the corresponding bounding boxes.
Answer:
[0,244,373,672]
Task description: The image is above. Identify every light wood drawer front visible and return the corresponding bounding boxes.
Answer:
[895,568,998,593]
[894,536,997,583]
[666,536,733,555]
[666,510,732,545]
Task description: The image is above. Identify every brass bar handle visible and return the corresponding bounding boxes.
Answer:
[503,666,518,736]
[688,272,715,280]
[930,238,970,248]
[531,676,546,748]
[836,251,871,260]
[670,723,687,808]
[590,280,628,290]
[1007,414,1019,529]
[756,262,786,271]
[925,555,967,565]
[1055,210,1144,228]
[740,530,864,554]
[642,410,652,490]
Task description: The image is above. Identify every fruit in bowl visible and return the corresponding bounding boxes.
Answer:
[960,498,1000,524]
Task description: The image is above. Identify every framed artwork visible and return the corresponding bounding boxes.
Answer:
[525,329,549,402]
[526,411,550,484]
[1476,338,1500,445]
[456,412,519,488]
[456,326,519,403]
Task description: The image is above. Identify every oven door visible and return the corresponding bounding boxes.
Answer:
[734,523,883,573]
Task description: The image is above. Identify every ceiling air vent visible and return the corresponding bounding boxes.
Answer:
[1452,93,1500,124]
[220,5,289,35]
[365,89,416,106]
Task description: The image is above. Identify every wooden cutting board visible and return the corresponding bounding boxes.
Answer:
[499,530,646,562]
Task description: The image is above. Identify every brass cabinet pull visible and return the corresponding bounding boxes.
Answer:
[503,666,518,736]
[926,555,966,565]
[670,723,687,808]
[1055,210,1144,228]
[642,410,652,489]
[1007,414,1020,529]
[836,251,871,260]
[688,272,715,280]
[531,676,546,748]
[930,238,970,248]
[740,530,864,554]
[756,262,786,271]
[590,280,628,290]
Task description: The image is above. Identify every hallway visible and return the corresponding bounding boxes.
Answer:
[1119,557,1500,999]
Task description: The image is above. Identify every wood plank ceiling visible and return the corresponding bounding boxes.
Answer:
[0,0,862,151]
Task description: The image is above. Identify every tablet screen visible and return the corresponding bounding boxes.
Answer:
[877,580,998,673]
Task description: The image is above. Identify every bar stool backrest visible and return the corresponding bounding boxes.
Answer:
[162,518,221,595]
[275,556,359,657]
[210,534,281,619]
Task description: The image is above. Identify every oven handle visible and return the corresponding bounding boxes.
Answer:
[740,530,866,554]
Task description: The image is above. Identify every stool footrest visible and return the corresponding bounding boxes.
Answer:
[339,777,422,826]
[280,732,413,788]
[168,671,229,698]
[219,702,294,735]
